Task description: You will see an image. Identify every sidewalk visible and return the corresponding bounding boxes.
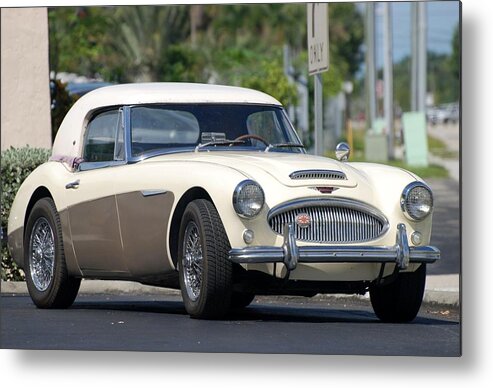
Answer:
[0,276,460,307]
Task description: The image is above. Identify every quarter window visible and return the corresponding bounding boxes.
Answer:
[83,109,121,162]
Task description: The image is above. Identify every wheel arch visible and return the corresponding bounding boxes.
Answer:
[24,186,54,235]
[169,186,217,267]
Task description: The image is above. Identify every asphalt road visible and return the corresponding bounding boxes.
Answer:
[427,178,460,275]
[0,293,460,356]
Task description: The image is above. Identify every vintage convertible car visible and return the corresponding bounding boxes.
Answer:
[8,83,440,322]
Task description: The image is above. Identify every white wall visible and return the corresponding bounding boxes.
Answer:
[1,7,52,150]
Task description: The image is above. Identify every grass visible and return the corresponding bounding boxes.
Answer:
[427,134,459,159]
[328,129,449,179]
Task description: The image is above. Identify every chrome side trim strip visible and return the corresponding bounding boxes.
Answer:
[140,189,168,197]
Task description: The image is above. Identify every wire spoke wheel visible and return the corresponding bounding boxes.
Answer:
[178,199,233,319]
[182,221,203,302]
[28,217,55,292]
[24,198,81,309]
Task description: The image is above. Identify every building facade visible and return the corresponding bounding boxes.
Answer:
[1,7,52,150]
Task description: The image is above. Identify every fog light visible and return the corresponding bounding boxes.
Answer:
[243,229,254,244]
[411,231,422,246]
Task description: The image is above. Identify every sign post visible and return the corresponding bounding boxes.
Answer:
[307,3,329,156]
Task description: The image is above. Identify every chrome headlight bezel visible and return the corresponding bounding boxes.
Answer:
[232,180,265,219]
[400,181,434,221]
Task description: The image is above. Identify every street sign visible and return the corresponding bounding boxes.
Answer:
[307,3,329,76]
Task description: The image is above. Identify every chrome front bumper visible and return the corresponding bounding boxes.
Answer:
[228,223,440,271]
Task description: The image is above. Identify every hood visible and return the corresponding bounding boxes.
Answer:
[148,151,364,188]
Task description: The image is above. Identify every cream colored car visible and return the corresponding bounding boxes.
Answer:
[8,83,440,321]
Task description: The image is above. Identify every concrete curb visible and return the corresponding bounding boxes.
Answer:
[1,275,459,307]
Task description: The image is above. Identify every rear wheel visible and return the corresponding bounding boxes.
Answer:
[369,264,426,323]
[24,198,80,308]
[178,199,233,319]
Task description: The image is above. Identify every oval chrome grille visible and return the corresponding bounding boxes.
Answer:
[289,169,347,180]
[268,199,388,243]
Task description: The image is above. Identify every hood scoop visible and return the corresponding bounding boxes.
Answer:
[289,169,347,180]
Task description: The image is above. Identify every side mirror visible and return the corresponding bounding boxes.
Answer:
[335,142,350,161]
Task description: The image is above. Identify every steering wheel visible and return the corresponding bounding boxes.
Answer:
[234,134,270,146]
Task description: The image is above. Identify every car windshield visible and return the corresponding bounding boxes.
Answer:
[130,104,303,157]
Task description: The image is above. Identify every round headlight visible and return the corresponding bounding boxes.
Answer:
[400,182,433,221]
[233,180,265,218]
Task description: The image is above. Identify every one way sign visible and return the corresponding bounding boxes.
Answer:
[307,3,329,75]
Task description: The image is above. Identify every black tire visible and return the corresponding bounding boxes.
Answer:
[230,292,255,309]
[178,199,233,319]
[24,198,81,308]
[370,264,426,323]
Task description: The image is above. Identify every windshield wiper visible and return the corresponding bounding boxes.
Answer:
[264,143,305,152]
[195,139,246,152]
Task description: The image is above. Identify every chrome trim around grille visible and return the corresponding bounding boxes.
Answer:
[289,169,347,180]
[268,198,389,243]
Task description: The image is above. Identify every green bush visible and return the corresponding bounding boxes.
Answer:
[1,146,51,281]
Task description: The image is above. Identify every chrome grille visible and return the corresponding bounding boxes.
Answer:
[268,199,388,243]
[289,169,347,180]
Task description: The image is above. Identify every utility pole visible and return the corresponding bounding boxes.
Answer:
[314,74,323,155]
[417,2,427,112]
[411,3,418,111]
[411,2,427,113]
[383,3,394,158]
[365,3,376,131]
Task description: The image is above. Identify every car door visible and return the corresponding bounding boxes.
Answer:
[66,108,129,277]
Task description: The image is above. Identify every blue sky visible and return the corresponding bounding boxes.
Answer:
[358,1,460,66]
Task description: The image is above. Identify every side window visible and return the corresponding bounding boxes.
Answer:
[83,110,121,163]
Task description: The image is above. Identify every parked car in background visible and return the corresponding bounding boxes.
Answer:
[427,102,459,125]
[65,81,114,98]
[8,83,440,322]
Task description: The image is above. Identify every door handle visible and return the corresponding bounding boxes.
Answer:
[65,180,80,189]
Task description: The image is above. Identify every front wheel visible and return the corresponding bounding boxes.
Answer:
[178,199,233,319]
[369,264,426,323]
[24,198,81,308]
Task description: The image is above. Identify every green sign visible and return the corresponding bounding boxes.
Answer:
[402,112,428,167]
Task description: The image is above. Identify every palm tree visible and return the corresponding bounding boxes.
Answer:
[113,5,190,82]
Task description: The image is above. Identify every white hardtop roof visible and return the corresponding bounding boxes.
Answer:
[52,82,282,158]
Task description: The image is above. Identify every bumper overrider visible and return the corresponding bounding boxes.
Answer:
[228,223,440,271]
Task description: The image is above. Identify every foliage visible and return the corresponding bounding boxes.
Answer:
[47,3,364,90]
[427,52,459,106]
[1,147,51,281]
[112,5,190,82]
[394,53,459,112]
[50,80,76,140]
[450,24,460,80]
[49,7,114,80]
[241,59,298,107]
[328,3,364,78]
[158,44,209,83]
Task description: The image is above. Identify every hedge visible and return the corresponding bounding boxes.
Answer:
[1,146,51,281]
